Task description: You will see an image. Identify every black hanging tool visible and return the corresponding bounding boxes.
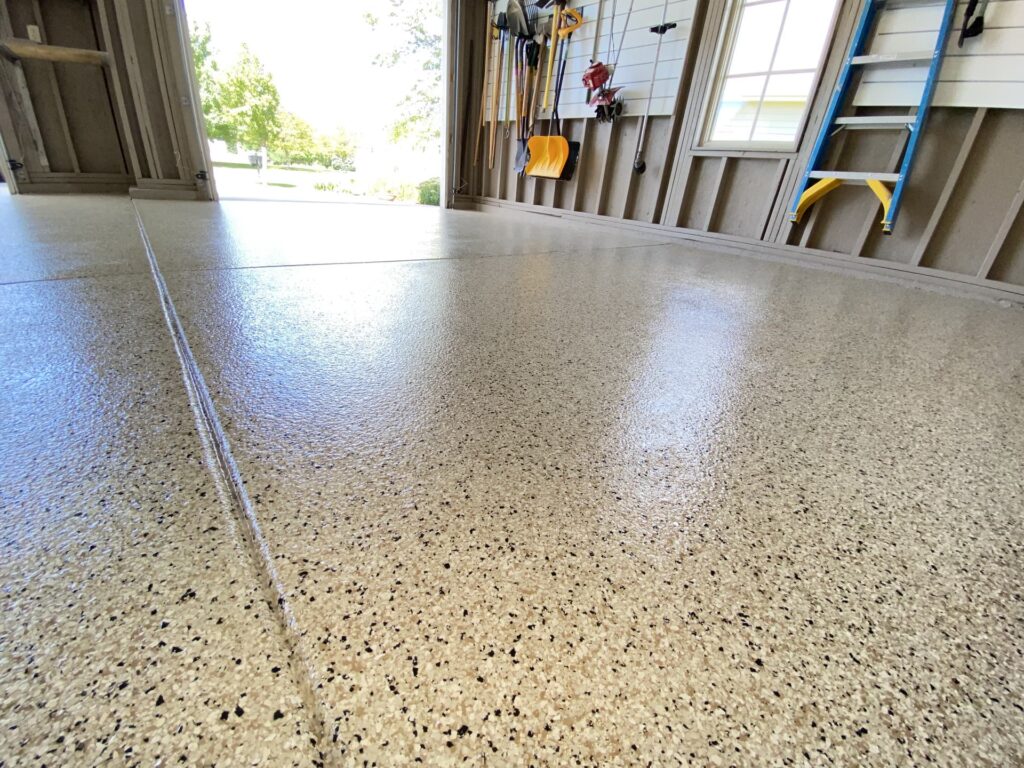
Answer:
[958,0,989,46]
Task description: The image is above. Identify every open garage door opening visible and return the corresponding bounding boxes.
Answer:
[184,0,443,205]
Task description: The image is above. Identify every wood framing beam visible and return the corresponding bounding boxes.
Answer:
[702,156,728,232]
[977,174,1024,280]
[0,3,47,171]
[113,0,163,179]
[95,0,141,181]
[910,108,986,267]
[0,77,23,191]
[143,0,186,180]
[28,0,79,173]
[759,158,788,240]
[0,38,109,66]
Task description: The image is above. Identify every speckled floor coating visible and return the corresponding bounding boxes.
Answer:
[2,190,1023,767]
[0,195,322,765]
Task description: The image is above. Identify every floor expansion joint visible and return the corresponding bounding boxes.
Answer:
[130,201,339,767]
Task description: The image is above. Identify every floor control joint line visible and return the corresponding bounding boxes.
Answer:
[130,201,338,767]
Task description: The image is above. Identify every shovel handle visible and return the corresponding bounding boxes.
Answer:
[473,5,494,166]
[542,8,559,111]
[489,33,505,169]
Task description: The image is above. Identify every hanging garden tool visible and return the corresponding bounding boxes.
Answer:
[525,6,583,180]
[508,0,537,173]
[632,0,674,174]
[584,0,634,123]
[503,9,515,138]
[487,11,507,169]
[473,1,495,166]
[541,0,566,111]
[515,38,541,173]
[958,0,989,46]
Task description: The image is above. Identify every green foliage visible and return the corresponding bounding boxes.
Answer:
[191,26,357,170]
[190,29,281,152]
[214,44,282,152]
[270,112,315,165]
[365,0,442,150]
[417,177,440,206]
[190,22,231,142]
[314,130,357,171]
[270,124,356,171]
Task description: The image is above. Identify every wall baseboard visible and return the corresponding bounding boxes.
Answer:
[455,195,1024,307]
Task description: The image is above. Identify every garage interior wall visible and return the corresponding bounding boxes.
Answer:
[452,0,1024,301]
[0,0,210,199]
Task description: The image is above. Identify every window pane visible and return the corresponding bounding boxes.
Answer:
[727,1,785,76]
[773,0,839,71]
[710,75,766,142]
[751,72,815,142]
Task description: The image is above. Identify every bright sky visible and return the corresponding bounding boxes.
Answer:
[183,0,439,147]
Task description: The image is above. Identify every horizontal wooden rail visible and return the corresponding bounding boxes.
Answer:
[0,38,109,66]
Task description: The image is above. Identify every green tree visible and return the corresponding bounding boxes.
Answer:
[312,129,357,171]
[214,44,282,153]
[365,0,442,150]
[271,112,316,165]
[190,22,230,142]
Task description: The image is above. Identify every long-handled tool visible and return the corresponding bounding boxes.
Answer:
[632,0,674,175]
[507,0,537,173]
[515,38,541,173]
[503,15,514,137]
[513,38,528,172]
[488,12,507,169]
[542,1,564,111]
[554,10,581,181]
[525,6,582,179]
[473,2,495,166]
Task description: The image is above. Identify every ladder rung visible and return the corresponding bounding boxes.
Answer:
[835,115,917,130]
[808,171,900,183]
[876,0,947,7]
[851,51,934,66]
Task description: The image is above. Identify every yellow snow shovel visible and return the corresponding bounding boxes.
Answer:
[525,7,582,179]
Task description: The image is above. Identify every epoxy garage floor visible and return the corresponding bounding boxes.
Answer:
[1,190,1023,767]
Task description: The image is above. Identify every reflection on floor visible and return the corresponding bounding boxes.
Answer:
[2,192,1023,766]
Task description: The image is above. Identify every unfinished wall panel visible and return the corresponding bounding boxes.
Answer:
[676,155,722,230]
[43,0,124,174]
[920,110,1024,275]
[0,0,207,196]
[988,201,1024,284]
[709,158,781,239]
[860,107,977,263]
[625,115,673,223]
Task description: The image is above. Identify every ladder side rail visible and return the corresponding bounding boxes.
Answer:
[883,0,958,232]
[788,0,882,221]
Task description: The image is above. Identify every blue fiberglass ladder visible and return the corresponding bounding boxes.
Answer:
[788,0,958,234]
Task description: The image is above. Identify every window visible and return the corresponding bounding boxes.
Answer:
[702,0,840,149]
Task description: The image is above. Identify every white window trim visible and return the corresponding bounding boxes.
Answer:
[697,0,842,153]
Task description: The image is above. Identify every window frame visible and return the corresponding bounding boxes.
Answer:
[697,0,843,152]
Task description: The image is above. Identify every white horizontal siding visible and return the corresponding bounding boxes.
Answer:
[853,0,1024,108]
[484,0,695,122]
